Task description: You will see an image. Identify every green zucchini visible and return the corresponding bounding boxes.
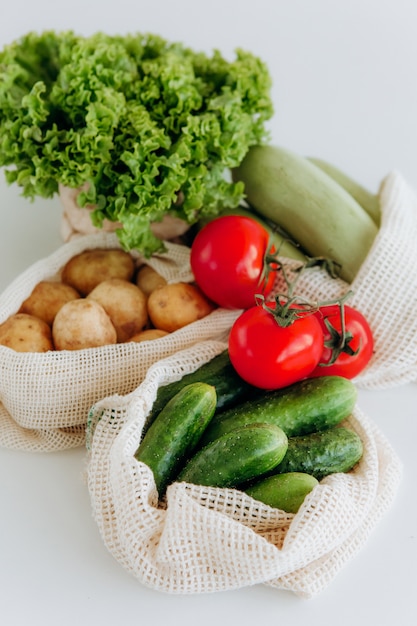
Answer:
[232,144,379,283]
[135,382,217,495]
[199,376,357,446]
[275,426,363,480]
[308,157,380,226]
[144,350,256,432]
[177,423,288,488]
[244,472,319,513]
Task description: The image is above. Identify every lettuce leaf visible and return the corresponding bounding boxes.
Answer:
[0,31,273,255]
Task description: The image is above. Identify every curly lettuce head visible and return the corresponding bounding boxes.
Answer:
[0,31,273,255]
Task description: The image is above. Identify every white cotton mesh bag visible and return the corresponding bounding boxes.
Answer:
[86,339,402,597]
[268,171,417,390]
[85,170,415,596]
[0,232,240,452]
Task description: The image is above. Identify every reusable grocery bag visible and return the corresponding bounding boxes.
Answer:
[86,339,402,597]
[1,169,416,452]
[0,232,240,452]
[85,170,414,596]
[269,170,417,390]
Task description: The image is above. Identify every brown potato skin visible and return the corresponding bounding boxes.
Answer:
[0,313,54,352]
[52,299,117,350]
[19,281,80,326]
[61,249,135,295]
[147,282,215,333]
[135,265,167,296]
[129,328,169,343]
[87,278,148,343]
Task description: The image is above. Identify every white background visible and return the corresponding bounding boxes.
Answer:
[1,2,416,625]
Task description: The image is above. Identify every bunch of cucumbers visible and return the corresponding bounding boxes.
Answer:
[135,351,363,513]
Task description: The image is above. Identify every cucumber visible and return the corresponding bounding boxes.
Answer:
[177,423,288,488]
[135,382,217,495]
[199,376,357,446]
[244,472,319,513]
[143,350,257,434]
[308,157,380,226]
[232,144,379,282]
[275,426,363,480]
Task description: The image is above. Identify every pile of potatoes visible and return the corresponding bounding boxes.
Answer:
[0,248,216,352]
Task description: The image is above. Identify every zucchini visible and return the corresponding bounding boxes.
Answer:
[199,375,357,446]
[144,350,256,431]
[232,144,379,283]
[177,423,288,488]
[135,382,217,495]
[244,472,319,513]
[308,157,380,226]
[275,426,364,480]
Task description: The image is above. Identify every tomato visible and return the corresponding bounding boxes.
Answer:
[228,301,324,389]
[310,304,374,379]
[190,215,275,309]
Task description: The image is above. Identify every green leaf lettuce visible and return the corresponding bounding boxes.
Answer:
[0,31,273,255]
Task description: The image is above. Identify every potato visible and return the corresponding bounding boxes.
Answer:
[0,313,54,352]
[61,248,135,295]
[52,299,117,350]
[87,278,148,343]
[135,265,167,296]
[147,282,215,332]
[19,280,80,326]
[129,328,169,343]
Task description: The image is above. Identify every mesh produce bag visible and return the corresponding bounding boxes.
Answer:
[85,170,415,596]
[268,171,417,389]
[0,232,240,452]
[86,339,402,597]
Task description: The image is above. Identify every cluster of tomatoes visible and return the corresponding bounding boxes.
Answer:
[190,215,374,390]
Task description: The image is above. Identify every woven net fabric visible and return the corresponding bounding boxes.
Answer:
[1,171,412,593]
[269,170,417,389]
[85,170,414,596]
[1,170,416,452]
[86,339,403,597]
[0,232,240,452]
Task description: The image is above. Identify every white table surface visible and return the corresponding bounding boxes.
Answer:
[1,2,416,625]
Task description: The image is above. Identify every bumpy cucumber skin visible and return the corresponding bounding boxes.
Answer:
[200,376,357,446]
[135,382,217,495]
[308,157,380,226]
[144,351,255,432]
[244,472,319,513]
[177,423,288,488]
[232,144,378,283]
[275,426,364,480]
